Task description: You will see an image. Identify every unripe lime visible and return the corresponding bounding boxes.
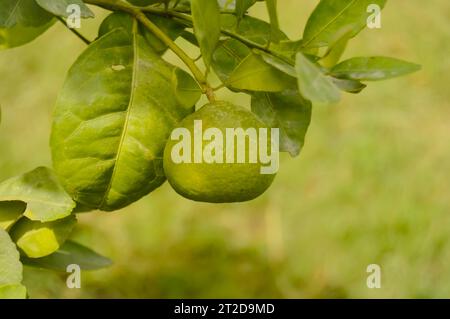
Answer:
[163,101,277,203]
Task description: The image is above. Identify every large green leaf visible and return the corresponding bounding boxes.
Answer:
[251,90,312,157]
[0,167,75,222]
[35,0,94,19]
[226,52,294,92]
[0,228,22,285]
[191,0,221,68]
[0,0,53,28]
[331,56,421,81]
[22,240,112,271]
[10,215,77,258]
[98,12,185,54]
[302,0,387,49]
[0,284,26,299]
[0,201,26,230]
[295,52,341,104]
[0,19,55,50]
[51,28,200,211]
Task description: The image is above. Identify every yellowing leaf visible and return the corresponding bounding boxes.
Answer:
[10,215,77,258]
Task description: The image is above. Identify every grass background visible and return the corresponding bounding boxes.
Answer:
[1,0,449,298]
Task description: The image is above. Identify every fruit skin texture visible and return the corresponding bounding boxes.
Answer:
[164,101,276,203]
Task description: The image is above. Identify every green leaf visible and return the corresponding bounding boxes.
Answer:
[269,39,303,61]
[191,0,221,68]
[51,28,200,211]
[265,0,279,42]
[22,240,112,271]
[0,284,26,299]
[331,77,366,93]
[127,0,168,6]
[10,215,77,258]
[0,19,55,50]
[0,167,76,222]
[221,14,286,46]
[251,90,312,157]
[98,12,185,54]
[302,0,387,49]
[212,39,249,84]
[236,0,257,19]
[35,0,94,19]
[98,11,133,37]
[257,50,296,77]
[319,31,350,68]
[180,30,198,47]
[0,0,53,28]
[295,52,341,104]
[212,15,288,83]
[0,228,22,285]
[331,56,421,81]
[227,52,294,92]
[0,201,26,230]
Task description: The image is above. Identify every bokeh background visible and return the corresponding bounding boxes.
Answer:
[1,0,449,298]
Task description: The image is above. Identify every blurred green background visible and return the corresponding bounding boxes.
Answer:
[1,0,449,298]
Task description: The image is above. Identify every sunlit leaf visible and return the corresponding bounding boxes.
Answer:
[51,28,200,211]
[0,167,76,222]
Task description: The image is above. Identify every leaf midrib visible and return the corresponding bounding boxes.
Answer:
[98,29,139,209]
[303,0,358,48]
[5,0,22,27]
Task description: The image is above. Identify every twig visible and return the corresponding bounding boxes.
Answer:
[55,16,91,45]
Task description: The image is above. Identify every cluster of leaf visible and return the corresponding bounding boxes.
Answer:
[0,0,420,298]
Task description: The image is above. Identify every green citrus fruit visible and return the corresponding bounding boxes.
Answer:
[163,101,277,203]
